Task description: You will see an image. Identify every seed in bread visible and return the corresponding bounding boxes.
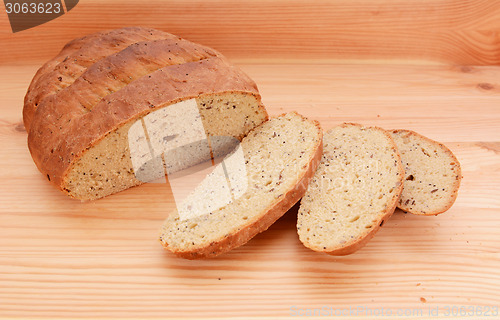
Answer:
[297,123,404,255]
[160,112,323,259]
[390,129,462,215]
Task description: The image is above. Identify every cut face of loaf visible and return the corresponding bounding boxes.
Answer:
[160,112,323,259]
[297,123,404,255]
[25,27,268,200]
[65,93,266,200]
[390,129,462,215]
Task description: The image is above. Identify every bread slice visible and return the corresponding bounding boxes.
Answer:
[160,112,323,259]
[297,123,404,255]
[25,27,268,200]
[390,129,462,215]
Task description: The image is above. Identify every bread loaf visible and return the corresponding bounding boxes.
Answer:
[24,27,268,200]
[160,112,323,259]
[297,123,404,255]
[390,129,462,215]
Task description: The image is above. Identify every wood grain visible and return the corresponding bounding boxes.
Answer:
[0,62,499,318]
[1,0,500,65]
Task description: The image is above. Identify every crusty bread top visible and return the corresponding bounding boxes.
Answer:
[24,27,175,131]
[25,27,262,189]
[298,123,404,255]
[390,129,462,215]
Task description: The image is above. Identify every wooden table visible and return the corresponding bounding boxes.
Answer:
[1,1,499,319]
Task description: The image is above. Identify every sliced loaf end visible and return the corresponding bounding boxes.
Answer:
[390,129,462,216]
[298,123,404,255]
[63,92,267,200]
[160,112,323,259]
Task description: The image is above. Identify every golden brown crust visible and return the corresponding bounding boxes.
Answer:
[37,38,220,114]
[25,28,264,196]
[23,27,174,131]
[26,30,108,93]
[390,129,462,216]
[165,113,323,259]
[301,122,404,256]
